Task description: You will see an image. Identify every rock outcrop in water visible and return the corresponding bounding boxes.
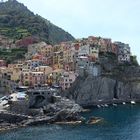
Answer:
[0,94,84,131]
[43,96,83,123]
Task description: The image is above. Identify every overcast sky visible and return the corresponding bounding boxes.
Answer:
[18,0,140,62]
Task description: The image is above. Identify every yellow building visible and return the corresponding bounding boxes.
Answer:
[89,44,99,62]
[35,66,52,74]
[45,45,53,57]
[21,69,31,86]
[10,68,21,82]
[53,51,63,69]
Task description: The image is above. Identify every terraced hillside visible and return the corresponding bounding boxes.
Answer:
[0,0,75,44]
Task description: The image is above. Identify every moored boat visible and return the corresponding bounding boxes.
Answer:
[97,105,101,108]
[104,104,108,107]
[113,103,117,106]
[131,101,136,104]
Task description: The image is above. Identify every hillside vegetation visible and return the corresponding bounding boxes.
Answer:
[0,0,74,44]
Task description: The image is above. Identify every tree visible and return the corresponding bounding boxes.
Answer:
[24,81,29,86]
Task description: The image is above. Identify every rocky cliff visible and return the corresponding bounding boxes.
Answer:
[65,66,140,106]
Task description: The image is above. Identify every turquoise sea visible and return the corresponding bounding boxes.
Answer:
[1,104,140,140]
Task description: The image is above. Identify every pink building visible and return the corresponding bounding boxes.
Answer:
[21,71,45,87]
[30,72,45,86]
[59,71,77,90]
[111,43,118,55]
[99,38,112,53]
[0,60,6,67]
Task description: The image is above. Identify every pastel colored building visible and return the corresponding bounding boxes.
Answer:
[89,44,99,62]
[30,72,45,86]
[59,71,77,90]
[20,69,30,86]
[10,68,21,82]
[2,67,11,79]
[114,42,131,63]
[99,38,112,53]
[78,44,90,57]
[72,43,80,58]
[0,60,6,67]
[64,62,75,71]
[43,45,53,57]
[8,62,23,71]
[88,36,99,45]
[45,56,53,66]
[75,55,90,76]
[0,64,22,82]
[21,70,45,87]
[111,43,118,55]
[53,51,63,69]
[34,66,53,84]
[35,66,53,75]
[28,42,47,55]
[23,60,42,70]
[51,69,65,85]
[76,56,90,70]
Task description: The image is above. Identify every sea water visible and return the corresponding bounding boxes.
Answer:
[0,104,140,140]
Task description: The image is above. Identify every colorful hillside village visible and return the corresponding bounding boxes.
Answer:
[0,36,133,91]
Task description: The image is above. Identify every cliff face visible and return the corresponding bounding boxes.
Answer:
[65,70,140,106]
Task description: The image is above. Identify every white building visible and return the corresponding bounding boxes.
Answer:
[78,44,90,57]
[76,56,90,70]
[114,42,130,63]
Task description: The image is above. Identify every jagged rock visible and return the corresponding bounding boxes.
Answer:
[65,75,140,106]
[24,97,84,125]
[86,116,104,124]
[44,96,83,122]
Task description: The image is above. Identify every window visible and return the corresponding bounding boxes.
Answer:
[33,92,40,95]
